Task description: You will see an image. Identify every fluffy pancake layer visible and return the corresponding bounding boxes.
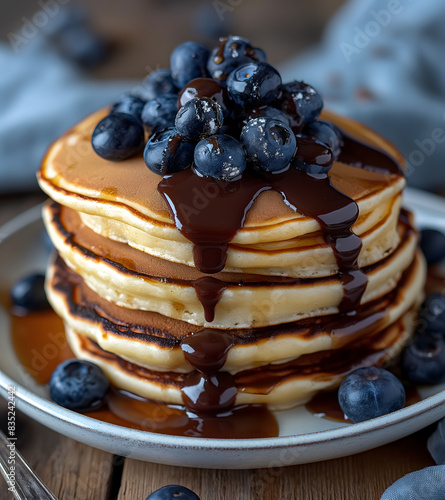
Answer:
[44,201,419,329]
[46,250,425,375]
[38,109,406,273]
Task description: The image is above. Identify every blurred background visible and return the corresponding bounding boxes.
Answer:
[1,0,445,216]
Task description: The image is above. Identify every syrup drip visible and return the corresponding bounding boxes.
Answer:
[159,132,403,315]
[180,329,236,413]
[192,277,227,322]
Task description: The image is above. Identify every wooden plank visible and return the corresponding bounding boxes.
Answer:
[0,400,116,500]
[117,432,434,500]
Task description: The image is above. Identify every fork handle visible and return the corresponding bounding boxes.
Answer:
[0,428,58,500]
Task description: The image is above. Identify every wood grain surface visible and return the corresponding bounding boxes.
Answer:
[0,196,438,500]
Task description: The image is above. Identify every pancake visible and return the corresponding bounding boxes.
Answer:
[44,201,420,328]
[37,81,423,414]
[46,250,425,374]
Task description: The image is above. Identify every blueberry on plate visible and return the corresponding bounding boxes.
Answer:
[241,118,296,172]
[402,333,445,384]
[110,94,146,122]
[144,128,194,176]
[194,134,246,181]
[207,35,266,82]
[417,293,445,335]
[170,41,210,89]
[381,466,445,500]
[293,136,334,175]
[10,273,50,312]
[146,485,200,500]
[246,106,291,127]
[175,97,224,140]
[91,113,145,161]
[143,69,177,101]
[227,62,282,108]
[303,120,343,159]
[338,367,405,423]
[428,418,445,465]
[49,359,109,412]
[420,229,445,265]
[141,94,178,131]
[280,81,323,129]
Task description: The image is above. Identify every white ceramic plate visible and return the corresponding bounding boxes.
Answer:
[1,187,445,469]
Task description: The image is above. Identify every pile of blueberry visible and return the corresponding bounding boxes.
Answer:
[91,36,341,180]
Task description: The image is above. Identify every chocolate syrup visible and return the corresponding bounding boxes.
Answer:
[192,276,227,322]
[180,329,236,413]
[178,78,230,112]
[159,132,403,315]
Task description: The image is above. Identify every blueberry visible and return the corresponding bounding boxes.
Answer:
[194,134,246,181]
[293,136,334,175]
[91,113,145,161]
[420,229,445,265]
[207,36,266,82]
[402,333,445,384]
[175,98,223,140]
[178,78,232,118]
[110,94,146,122]
[428,418,445,464]
[280,81,323,130]
[141,94,178,131]
[144,128,194,176]
[10,273,50,312]
[417,293,445,335]
[227,62,282,108]
[170,41,210,89]
[146,485,200,500]
[49,359,109,412]
[380,466,445,500]
[303,120,343,159]
[246,106,291,127]
[143,69,177,101]
[241,118,296,172]
[338,367,405,423]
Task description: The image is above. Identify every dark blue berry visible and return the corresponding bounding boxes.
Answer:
[10,273,50,312]
[175,98,223,140]
[241,118,296,172]
[141,94,178,131]
[194,135,246,181]
[49,359,109,412]
[281,81,323,130]
[338,367,405,423]
[110,94,146,122]
[402,333,445,384]
[227,62,282,108]
[144,128,194,176]
[247,106,291,127]
[381,466,445,500]
[304,120,342,159]
[207,36,266,82]
[420,229,445,265]
[143,69,177,101]
[178,78,232,119]
[91,113,145,161]
[146,485,200,500]
[293,136,334,175]
[417,293,445,335]
[170,41,210,89]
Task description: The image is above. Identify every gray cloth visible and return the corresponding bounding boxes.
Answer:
[0,37,134,193]
[380,465,445,499]
[280,0,445,191]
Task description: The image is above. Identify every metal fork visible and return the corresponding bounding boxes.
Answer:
[0,428,58,499]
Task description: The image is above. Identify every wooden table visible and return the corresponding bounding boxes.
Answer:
[0,194,437,500]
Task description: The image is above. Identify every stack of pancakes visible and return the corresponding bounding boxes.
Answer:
[38,109,425,410]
